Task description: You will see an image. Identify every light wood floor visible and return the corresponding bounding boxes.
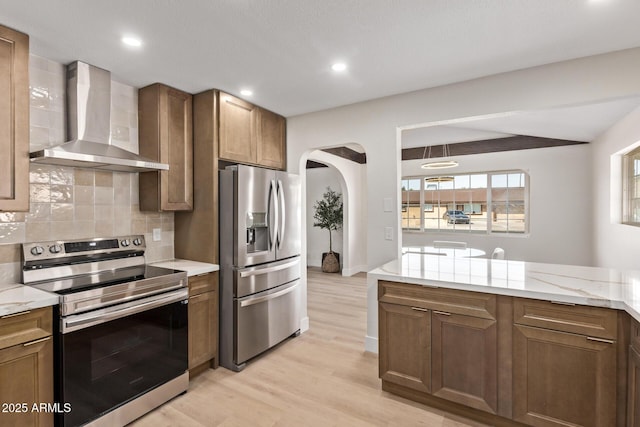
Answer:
[132,268,486,426]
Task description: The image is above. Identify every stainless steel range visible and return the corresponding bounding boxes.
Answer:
[22,235,189,427]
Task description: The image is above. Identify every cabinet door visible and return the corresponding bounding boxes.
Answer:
[513,324,617,427]
[431,311,498,414]
[218,92,257,164]
[0,25,29,212]
[162,87,193,211]
[139,84,193,211]
[629,346,640,427]
[256,108,285,170]
[188,290,218,370]
[0,338,53,427]
[378,302,430,393]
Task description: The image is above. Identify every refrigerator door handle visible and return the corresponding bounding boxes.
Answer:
[277,179,285,249]
[239,281,299,307]
[267,179,278,251]
[239,258,300,278]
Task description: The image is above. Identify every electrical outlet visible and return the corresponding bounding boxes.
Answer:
[384,227,393,241]
[152,228,162,241]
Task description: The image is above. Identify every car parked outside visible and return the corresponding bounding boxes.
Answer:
[443,210,470,224]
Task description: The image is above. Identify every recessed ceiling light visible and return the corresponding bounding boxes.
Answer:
[331,63,347,72]
[240,89,253,96]
[122,36,142,47]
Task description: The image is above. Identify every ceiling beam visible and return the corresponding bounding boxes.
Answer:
[321,147,367,164]
[402,135,586,161]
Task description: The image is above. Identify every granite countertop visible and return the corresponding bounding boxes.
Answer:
[368,253,640,322]
[0,283,59,317]
[150,259,220,277]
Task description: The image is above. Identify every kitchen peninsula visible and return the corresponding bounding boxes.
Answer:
[369,253,640,427]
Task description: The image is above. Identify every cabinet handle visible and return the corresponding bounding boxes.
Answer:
[1,310,31,319]
[411,307,429,312]
[23,336,51,347]
[433,310,451,316]
[586,336,614,345]
[550,301,575,306]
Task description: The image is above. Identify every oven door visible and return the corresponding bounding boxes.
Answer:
[57,288,188,427]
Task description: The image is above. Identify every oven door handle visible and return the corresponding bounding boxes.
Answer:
[62,288,188,334]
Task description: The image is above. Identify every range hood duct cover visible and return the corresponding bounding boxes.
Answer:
[29,61,168,172]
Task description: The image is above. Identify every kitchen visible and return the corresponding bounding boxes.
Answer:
[2,1,640,426]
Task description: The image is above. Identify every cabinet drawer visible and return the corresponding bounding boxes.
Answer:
[188,272,218,297]
[513,298,617,340]
[378,281,496,320]
[0,307,52,350]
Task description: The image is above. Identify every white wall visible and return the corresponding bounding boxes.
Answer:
[402,143,594,265]
[286,47,640,352]
[592,105,640,269]
[306,167,344,266]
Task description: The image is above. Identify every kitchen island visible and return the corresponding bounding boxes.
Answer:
[368,253,640,427]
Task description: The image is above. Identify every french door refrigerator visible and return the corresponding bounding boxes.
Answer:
[219,164,301,371]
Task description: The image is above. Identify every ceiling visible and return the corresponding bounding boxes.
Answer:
[402,96,640,148]
[2,0,640,122]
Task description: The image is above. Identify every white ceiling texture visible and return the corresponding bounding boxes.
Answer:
[2,0,640,146]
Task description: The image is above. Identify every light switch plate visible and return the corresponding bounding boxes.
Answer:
[152,228,162,241]
[383,197,393,212]
[384,227,393,241]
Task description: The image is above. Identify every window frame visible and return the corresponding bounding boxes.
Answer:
[623,146,640,226]
[401,170,530,235]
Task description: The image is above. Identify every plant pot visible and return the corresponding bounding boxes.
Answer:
[321,252,340,273]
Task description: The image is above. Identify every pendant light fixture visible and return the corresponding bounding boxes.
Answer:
[420,144,459,169]
[425,176,454,182]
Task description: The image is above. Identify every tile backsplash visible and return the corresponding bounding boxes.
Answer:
[0,55,174,283]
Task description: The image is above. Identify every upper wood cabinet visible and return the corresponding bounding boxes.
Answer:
[0,24,29,212]
[138,83,193,211]
[256,107,286,170]
[218,93,257,165]
[218,91,286,170]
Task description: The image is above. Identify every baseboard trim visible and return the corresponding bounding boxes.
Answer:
[365,335,378,353]
[342,265,368,277]
[300,316,310,333]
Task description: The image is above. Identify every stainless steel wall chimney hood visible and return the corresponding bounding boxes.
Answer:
[29,61,168,172]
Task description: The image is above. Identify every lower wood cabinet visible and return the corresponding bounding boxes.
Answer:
[378,281,628,427]
[512,324,617,427]
[188,272,218,377]
[628,320,640,427]
[0,307,53,427]
[379,302,430,393]
[431,311,498,414]
[378,281,506,421]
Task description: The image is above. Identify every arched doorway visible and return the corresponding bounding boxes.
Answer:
[303,145,368,276]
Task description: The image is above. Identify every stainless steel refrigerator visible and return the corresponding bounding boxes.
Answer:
[219,164,301,371]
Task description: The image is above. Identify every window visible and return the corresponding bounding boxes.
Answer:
[623,147,640,225]
[402,171,528,234]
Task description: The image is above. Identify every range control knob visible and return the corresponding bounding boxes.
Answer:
[30,246,44,256]
[121,239,130,247]
[49,244,62,254]
[132,238,142,246]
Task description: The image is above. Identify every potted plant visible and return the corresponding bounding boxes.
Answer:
[313,187,343,273]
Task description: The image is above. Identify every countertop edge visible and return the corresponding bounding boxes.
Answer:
[0,284,59,317]
[368,257,640,323]
[150,259,220,277]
